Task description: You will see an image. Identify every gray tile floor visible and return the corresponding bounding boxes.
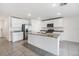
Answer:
[59,40,79,56]
[0,37,79,56]
[0,37,39,56]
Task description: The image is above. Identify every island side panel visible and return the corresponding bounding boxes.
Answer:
[28,33,59,55]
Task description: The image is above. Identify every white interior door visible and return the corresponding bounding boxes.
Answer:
[0,27,2,37]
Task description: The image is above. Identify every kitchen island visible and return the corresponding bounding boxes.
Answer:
[28,32,63,56]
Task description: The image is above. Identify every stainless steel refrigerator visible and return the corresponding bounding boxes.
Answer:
[22,24,28,40]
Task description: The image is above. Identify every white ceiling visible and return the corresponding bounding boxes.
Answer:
[0,3,79,20]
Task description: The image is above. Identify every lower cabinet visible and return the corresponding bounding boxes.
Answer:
[12,32,23,42]
[28,34,59,55]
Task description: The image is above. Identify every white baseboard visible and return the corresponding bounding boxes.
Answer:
[60,40,79,43]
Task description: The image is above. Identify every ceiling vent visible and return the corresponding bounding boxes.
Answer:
[60,3,68,6]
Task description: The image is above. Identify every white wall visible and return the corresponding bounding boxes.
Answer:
[0,17,10,39]
[31,19,42,33]
[2,17,10,40]
[63,17,79,42]
[0,19,5,37]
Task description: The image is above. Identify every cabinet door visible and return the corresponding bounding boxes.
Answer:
[12,32,23,42]
[11,18,28,31]
[28,34,40,46]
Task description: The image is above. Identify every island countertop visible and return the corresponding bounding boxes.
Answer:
[28,32,62,38]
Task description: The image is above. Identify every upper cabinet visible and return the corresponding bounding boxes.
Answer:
[53,19,64,27]
[11,18,28,28]
[41,18,64,31]
[42,18,64,27]
[30,19,42,33]
[10,17,29,31]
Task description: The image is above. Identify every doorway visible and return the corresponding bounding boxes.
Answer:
[0,22,3,38]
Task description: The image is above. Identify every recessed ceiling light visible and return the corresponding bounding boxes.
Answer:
[28,13,31,16]
[38,17,41,19]
[52,3,57,7]
[57,12,61,16]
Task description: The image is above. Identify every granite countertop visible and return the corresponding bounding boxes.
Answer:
[29,32,61,38]
[12,31,23,32]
